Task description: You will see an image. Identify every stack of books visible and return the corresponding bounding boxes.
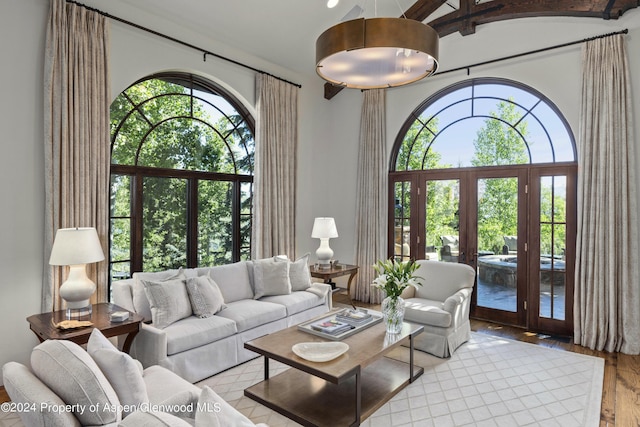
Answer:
[335,308,374,326]
[310,319,354,335]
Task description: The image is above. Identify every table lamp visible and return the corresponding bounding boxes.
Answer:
[49,227,105,318]
[311,217,338,268]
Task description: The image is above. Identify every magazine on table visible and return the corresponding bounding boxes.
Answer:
[335,308,374,326]
[311,319,354,335]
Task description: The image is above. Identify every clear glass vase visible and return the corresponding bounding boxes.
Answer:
[382,296,405,334]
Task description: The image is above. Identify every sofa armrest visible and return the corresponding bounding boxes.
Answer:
[128,323,168,369]
[308,282,333,310]
[400,286,416,299]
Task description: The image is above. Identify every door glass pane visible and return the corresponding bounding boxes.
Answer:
[539,176,567,320]
[198,180,233,265]
[142,177,187,271]
[425,179,459,262]
[394,182,411,261]
[476,177,518,312]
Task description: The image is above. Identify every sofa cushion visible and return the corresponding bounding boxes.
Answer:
[142,277,192,329]
[197,262,253,303]
[253,257,291,299]
[216,300,286,332]
[164,315,238,356]
[132,269,184,322]
[87,329,149,417]
[186,274,226,318]
[260,291,323,316]
[404,298,452,328]
[277,253,312,291]
[31,339,121,425]
[195,386,256,427]
[118,410,193,427]
[2,361,81,427]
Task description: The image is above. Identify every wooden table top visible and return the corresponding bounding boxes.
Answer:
[27,302,143,344]
[245,312,423,383]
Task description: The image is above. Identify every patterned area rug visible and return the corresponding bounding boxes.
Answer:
[0,332,603,427]
[199,332,604,427]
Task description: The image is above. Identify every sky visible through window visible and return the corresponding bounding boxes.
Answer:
[411,82,575,168]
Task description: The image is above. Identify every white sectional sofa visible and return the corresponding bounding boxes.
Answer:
[112,256,332,383]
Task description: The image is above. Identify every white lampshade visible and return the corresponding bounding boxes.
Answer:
[311,217,338,239]
[49,227,105,266]
[49,227,105,314]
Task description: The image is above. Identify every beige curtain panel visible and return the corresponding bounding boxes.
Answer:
[353,89,387,304]
[574,34,640,354]
[252,74,299,259]
[43,0,111,312]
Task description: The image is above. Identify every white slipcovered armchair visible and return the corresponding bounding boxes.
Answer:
[400,260,476,358]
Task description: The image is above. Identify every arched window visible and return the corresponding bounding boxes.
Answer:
[109,72,254,282]
[390,78,577,333]
[392,78,575,171]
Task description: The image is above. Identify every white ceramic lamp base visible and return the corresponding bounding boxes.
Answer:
[59,264,96,318]
[316,238,334,268]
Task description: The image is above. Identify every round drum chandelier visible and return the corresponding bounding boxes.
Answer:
[316,17,439,89]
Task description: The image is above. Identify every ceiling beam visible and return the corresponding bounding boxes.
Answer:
[322,0,639,100]
[427,0,640,37]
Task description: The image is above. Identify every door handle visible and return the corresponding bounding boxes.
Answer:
[460,252,466,262]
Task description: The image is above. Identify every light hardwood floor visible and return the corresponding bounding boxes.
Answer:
[2,292,639,426]
[333,290,640,427]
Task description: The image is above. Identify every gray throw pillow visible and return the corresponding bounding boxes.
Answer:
[31,340,121,426]
[87,329,149,417]
[284,253,312,291]
[132,268,184,322]
[142,277,192,329]
[186,274,226,318]
[253,257,291,299]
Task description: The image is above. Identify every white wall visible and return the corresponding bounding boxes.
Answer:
[1,0,638,384]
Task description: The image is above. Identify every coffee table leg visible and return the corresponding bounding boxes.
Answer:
[264,357,270,380]
[410,334,415,381]
[354,369,361,426]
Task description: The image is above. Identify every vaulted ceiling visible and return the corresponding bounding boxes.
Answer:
[82,0,638,99]
[324,0,639,98]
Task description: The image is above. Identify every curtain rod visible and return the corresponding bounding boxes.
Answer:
[435,28,629,76]
[65,0,302,88]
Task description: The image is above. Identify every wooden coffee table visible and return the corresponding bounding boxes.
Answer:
[244,314,424,426]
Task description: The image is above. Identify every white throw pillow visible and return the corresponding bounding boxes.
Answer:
[283,253,312,291]
[186,274,227,318]
[132,268,185,322]
[142,277,192,329]
[195,386,256,427]
[31,340,121,426]
[252,257,291,299]
[87,329,149,417]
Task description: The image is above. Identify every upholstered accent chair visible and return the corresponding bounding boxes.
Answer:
[400,260,476,358]
[440,235,460,262]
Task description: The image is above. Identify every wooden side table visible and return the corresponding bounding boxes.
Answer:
[310,263,359,308]
[27,303,143,354]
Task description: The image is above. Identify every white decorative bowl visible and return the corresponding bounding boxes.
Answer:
[292,342,349,362]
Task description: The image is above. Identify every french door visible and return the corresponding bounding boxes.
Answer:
[389,164,576,335]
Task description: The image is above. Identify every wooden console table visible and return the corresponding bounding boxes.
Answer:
[27,303,143,354]
[310,263,359,308]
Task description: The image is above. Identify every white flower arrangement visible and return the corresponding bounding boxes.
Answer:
[371,259,422,299]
